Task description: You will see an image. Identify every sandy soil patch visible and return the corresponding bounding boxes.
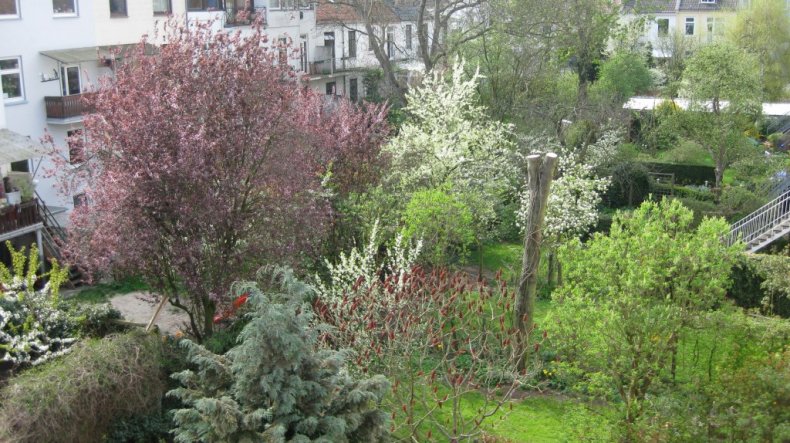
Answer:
[109,291,189,335]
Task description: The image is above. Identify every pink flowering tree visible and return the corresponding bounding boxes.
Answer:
[52,21,388,341]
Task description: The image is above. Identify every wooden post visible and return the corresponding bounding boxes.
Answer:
[515,153,557,370]
[145,294,169,332]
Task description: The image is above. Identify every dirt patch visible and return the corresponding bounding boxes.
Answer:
[109,291,189,335]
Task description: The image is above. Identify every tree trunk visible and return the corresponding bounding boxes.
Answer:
[478,240,484,280]
[363,22,407,105]
[547,251,556,286]
[515,153,558,370]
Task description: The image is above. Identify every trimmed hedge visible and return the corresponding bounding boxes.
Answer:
[0,331,164,443]
[641,162,716,186]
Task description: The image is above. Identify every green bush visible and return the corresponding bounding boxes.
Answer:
[729,253,790,317]
[0,331,165,443]
[642,162,716,185]
[104,410,173,443]
[401,187,475,266]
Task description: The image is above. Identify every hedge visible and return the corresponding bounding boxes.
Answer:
[641,162,716,186]
[0,331,164,443]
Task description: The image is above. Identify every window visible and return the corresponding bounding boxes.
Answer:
[706,17,724,42]
[657,18,669,36]
[386,28,394,58]
[73,193,88,208]
[685,17,695,35]
[61,66,81,96]
[67,130,85,165]
[0,0,19,19]
[406,24,413,50]
[299,37,308,72]
[348,30,357,58]
[700,0,716,3]
[349,78,358,102]
[278,37,288,66]
[153,0,171,15]
[325,81,335,96]
[0,57,24,102]
[53,0,77,16]
[187,0,221,10]
[109,0,127,16]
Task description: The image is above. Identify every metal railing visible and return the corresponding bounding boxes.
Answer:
[727,188,790,248]
[758,172,790,199]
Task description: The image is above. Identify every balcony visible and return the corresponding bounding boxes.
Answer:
[224,6,267,27]
[44,94,95,124]
[0,200,41,240]
[308,58,362,76]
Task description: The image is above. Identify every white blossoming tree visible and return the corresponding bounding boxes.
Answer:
[384,59,516,267]
[517,131,618,284]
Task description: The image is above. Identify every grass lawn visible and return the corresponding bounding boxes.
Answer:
[67,276,148,304]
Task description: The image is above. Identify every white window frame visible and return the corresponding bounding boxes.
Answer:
[405,24,413,50]
[0,0,20,19]
[0,56,25,103]
[685,17,695,36]
[700,0,716,4]
[61,65,82,96]
[52,0,78,17]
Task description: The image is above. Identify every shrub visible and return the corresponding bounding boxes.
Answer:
[641,162,716,185]
[168,269,390,442]
[548,199,740,437]
[1,242,123,375]
[401,187,475,266]
[315,266,532,441]
[1,243,72,371]
[0,331,164,443]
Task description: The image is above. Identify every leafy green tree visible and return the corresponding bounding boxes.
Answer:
[168,269,390,442]
[547,199,741,438]
[729,0,790,101]
[401,188,476,266]
[679,41,762,193]
[592,51,652,100]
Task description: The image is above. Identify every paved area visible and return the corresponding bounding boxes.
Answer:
[109,291,189,335]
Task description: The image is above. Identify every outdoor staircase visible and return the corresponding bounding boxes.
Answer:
[727,183,790,252]
[35,191,82,285]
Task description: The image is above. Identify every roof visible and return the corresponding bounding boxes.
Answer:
[678,0,738,11]
[0,129,46,164]
[316,0,399,25]
[624,96,790,117]
[387,1,419,21]
[623,0,677,14]
[40,44,144,64]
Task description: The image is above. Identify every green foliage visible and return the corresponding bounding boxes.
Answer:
[729,0,790,101]
[0,242,100,370]
[69,276,149,304]
[606,161,651,207]
[104,410,173,443]
[384,59,516,246]
[401,187,476,266]
[682,42,762,112]
[548,199,741,435]
[641,161,716,185]
[593,51,652,100]
[0,331,164,443]
[729,251,790,317]
[167,269,390,442]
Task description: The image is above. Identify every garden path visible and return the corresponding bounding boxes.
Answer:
[109,292,189,335]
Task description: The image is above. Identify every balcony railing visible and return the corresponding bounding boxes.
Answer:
[0,200,41,236]
[44,94,95,120]
[224,5,266,27]
[308,58,363,76]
